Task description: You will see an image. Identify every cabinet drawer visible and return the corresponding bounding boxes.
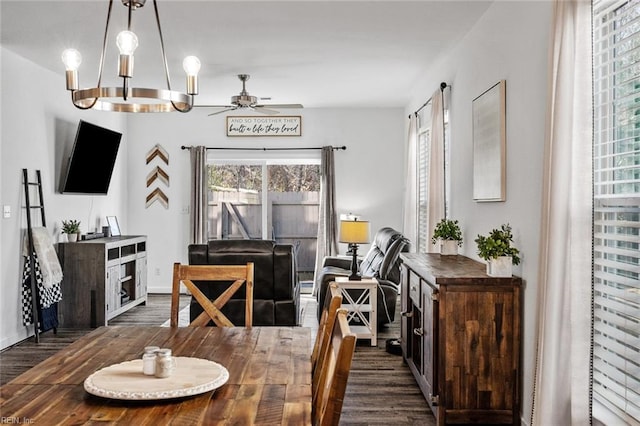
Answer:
[409,272,421,308]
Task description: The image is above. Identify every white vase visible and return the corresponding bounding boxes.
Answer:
[66,233,78,242]
[487,256,512,277]
[440,240,459,255]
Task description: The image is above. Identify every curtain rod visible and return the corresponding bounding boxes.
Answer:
[409,82,449,118]
[181,145,346,151]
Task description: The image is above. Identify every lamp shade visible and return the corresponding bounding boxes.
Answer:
[339,220,370,244]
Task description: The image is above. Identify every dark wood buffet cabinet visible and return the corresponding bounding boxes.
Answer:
[400,253,522,425]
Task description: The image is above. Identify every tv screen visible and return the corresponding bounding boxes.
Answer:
[61,120,122,194]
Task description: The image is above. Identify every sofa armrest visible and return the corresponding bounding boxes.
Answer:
[321,256,353,270]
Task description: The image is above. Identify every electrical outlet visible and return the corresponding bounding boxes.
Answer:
[3,205,10,219]
[155,268,161,276]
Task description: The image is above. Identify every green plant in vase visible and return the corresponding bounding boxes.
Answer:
[62,219,81,242]
[474,223,520,276]
[431,218,463,255]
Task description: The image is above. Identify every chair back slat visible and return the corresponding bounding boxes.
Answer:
[312,308,357,426]
[170,262,254,328]
[312,283,342,389]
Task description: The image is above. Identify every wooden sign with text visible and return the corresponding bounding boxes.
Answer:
[226,116,302,137]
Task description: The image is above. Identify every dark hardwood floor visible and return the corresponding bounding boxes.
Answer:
[0,293,435,425]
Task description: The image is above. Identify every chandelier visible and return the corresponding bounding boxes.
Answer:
[61,0,200,113]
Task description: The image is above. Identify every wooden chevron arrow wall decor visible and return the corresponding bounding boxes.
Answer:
[146,187,169,209]
[145,144,170,209]
[146,144,169,165]
[146,166,170,187]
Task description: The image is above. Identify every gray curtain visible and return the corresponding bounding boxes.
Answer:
[313,146,338,295]
[189,146,207,244]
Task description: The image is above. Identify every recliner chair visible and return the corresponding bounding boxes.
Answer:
[188,240,299,326]
[316,227,409,328]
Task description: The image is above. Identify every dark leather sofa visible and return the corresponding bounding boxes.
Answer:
[316,227,409,328]
[188,240,300,326]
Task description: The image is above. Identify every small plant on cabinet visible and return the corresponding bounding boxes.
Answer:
[61,219,81,235]
[475,224,520,276]
[432,218,463,255]
[431,218,463,246]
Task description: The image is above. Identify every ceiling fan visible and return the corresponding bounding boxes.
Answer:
[197,74,303,116]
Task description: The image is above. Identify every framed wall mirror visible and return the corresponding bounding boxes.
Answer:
[472,80,506,202]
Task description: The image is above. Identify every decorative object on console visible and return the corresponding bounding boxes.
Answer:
[339,218,370,281]
[61,0,200,113]
[106,216,121,237]
[474,223,520,277]
[61,219,81,242]
[431,218,463,255]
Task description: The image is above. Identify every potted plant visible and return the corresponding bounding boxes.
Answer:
[474,223,520,277]
[431,218,463,255]
[62,219,81,242]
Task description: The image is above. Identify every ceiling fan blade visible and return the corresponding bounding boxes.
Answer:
[253,106,280,115]
[207,106,239,116]
[194,104,234,108]
[255,103,304,109]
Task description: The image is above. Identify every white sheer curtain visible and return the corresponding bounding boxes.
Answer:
[402,113,418,251]
[313,146,338,295]
[190,146,207,244]
[531,0,592,424]
[426,88,445,253]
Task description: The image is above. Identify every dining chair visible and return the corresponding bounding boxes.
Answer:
[170,262,254,328]
[311,283,342,387]
[312,308,357,426]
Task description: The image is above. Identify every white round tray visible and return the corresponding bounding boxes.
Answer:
[84,357,229,400]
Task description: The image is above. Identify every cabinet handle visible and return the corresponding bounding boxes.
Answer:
[401,311,413,318]
[413,328,423,336]
[428,393,440,405]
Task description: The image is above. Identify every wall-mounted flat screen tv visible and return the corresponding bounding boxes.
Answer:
[61,120,122,194]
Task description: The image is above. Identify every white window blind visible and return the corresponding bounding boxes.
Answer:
[417,125,430,254]
[592,0,640,423]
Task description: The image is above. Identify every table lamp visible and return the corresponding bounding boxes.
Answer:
[339,219,370,280]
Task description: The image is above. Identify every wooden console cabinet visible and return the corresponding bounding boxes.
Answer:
[400,253,522,425]
[58,236,147,327]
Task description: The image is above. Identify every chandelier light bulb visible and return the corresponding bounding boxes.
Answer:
[182,56,201,76]
[61,49,82,71]
[116,31,139,55]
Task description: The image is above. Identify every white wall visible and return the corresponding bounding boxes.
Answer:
[126,108,406,292]
[404,2,552,425]
[0,47,128,348]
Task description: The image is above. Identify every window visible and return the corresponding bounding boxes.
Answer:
[206,156,320,280]
[415,97,450,254]
[592,0,640,423]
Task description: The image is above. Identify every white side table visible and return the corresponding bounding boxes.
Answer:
[333,276,378,346]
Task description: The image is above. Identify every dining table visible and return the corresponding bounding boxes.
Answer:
[0,326,312,425]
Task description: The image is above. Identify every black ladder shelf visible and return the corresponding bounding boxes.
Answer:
[22,168,49,343]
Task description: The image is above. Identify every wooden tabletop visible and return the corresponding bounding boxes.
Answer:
[0,326,312,425]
